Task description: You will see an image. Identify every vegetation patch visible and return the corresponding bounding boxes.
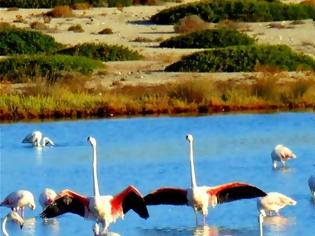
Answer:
[151,0,315,24]
[0,0,105,8]
[98,28,113,34]
[165,45,315,72]
[46,6,74,18]
[68,24,84,32]
[107,0,132,7]
[57,42,143,61]
[0,55,104,83]
[0,26,63,55]
[1,74,315,120]
[174,15,209,33]
[160,29,255,48]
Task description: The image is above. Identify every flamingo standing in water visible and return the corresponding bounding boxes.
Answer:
[257,192,296,217]
[257,192,296,236]
[41,136,149,235]
[0,190,36,218]
[22,131,54,147]
[1,211,24,236]
[39,188,57,209]
[271,144,296,168]
[308,175,315,199]
[144,134,266,225]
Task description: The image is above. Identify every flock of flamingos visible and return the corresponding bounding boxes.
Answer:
[1,130,315,236]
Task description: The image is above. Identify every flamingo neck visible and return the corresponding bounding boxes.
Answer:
[92,143,100,197]
[189,140,197,188]
[41,138,46,147]
[2,216,9,236]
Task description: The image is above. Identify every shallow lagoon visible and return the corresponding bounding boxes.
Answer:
[1,112,315,236]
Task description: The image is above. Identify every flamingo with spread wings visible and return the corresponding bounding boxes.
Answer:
[40,136,149,235]
[144,134,267,225]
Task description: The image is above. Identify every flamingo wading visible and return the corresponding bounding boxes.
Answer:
[0,190,36,218]
[40,136,149,235]
[271,144,296,168]
[22,131,54,147]
[257,192,296,217]
[144,134,267,225]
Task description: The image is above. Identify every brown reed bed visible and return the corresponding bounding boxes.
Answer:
[1,73,314,121]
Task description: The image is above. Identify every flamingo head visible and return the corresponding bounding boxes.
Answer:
[29,202,36,210]
[39,188,57,208]
[28,195,36,210]
[186,134,193,143]
[87,136,97,147]
[8,211,24,229]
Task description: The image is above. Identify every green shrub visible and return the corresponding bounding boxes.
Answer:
[0,55,104,83]
[151,0,315,24]
[160,29,255,48]
[0,26,63,55]
[107,0,132,7]
[165,44,315,72]
[0,0,105,8]
[57,43,143,61]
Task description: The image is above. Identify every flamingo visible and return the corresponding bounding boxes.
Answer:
[144,134,267,225]
[0,190,36,218]
[40,136,149,235]
[22,130,54,147]
[308,175,315,199]
[257,192,296,217]
[271,144,296,168]
[1,211,24,236]
[39,188,57,209]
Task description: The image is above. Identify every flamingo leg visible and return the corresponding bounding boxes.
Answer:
[21,208,24,218]
[202,215,206,226]
[272,161,277,169]
[194,211,198,226]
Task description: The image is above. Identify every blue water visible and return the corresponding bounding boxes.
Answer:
[0,112,315,236]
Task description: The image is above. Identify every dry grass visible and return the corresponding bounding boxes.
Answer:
[7,7,19,11]
[13,15,25,23]
[301,0,315,5]
[268,22,294,29]
[46,6,74,18]
[68,24,84,32]
[71,3,91,10]
[1,71,315,120]
[174,15,209,34]
[98,28,113,34]
[215,20,251,32]
[30,21,48,30]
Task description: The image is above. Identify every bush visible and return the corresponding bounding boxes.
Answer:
[68,24,84,32]
[0,26,63,55]
[98,28,113,34]
[174,15,209,34]
[57,42,143,61]
[165,44,315,72]
[30,21,48,30]
[151,0,315,24]
[46,6,74,18]
[71,2,91,9]
[0,55,104,83]
[107,0,132,7]
[0,0,105,8]
[160,29,255,48]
